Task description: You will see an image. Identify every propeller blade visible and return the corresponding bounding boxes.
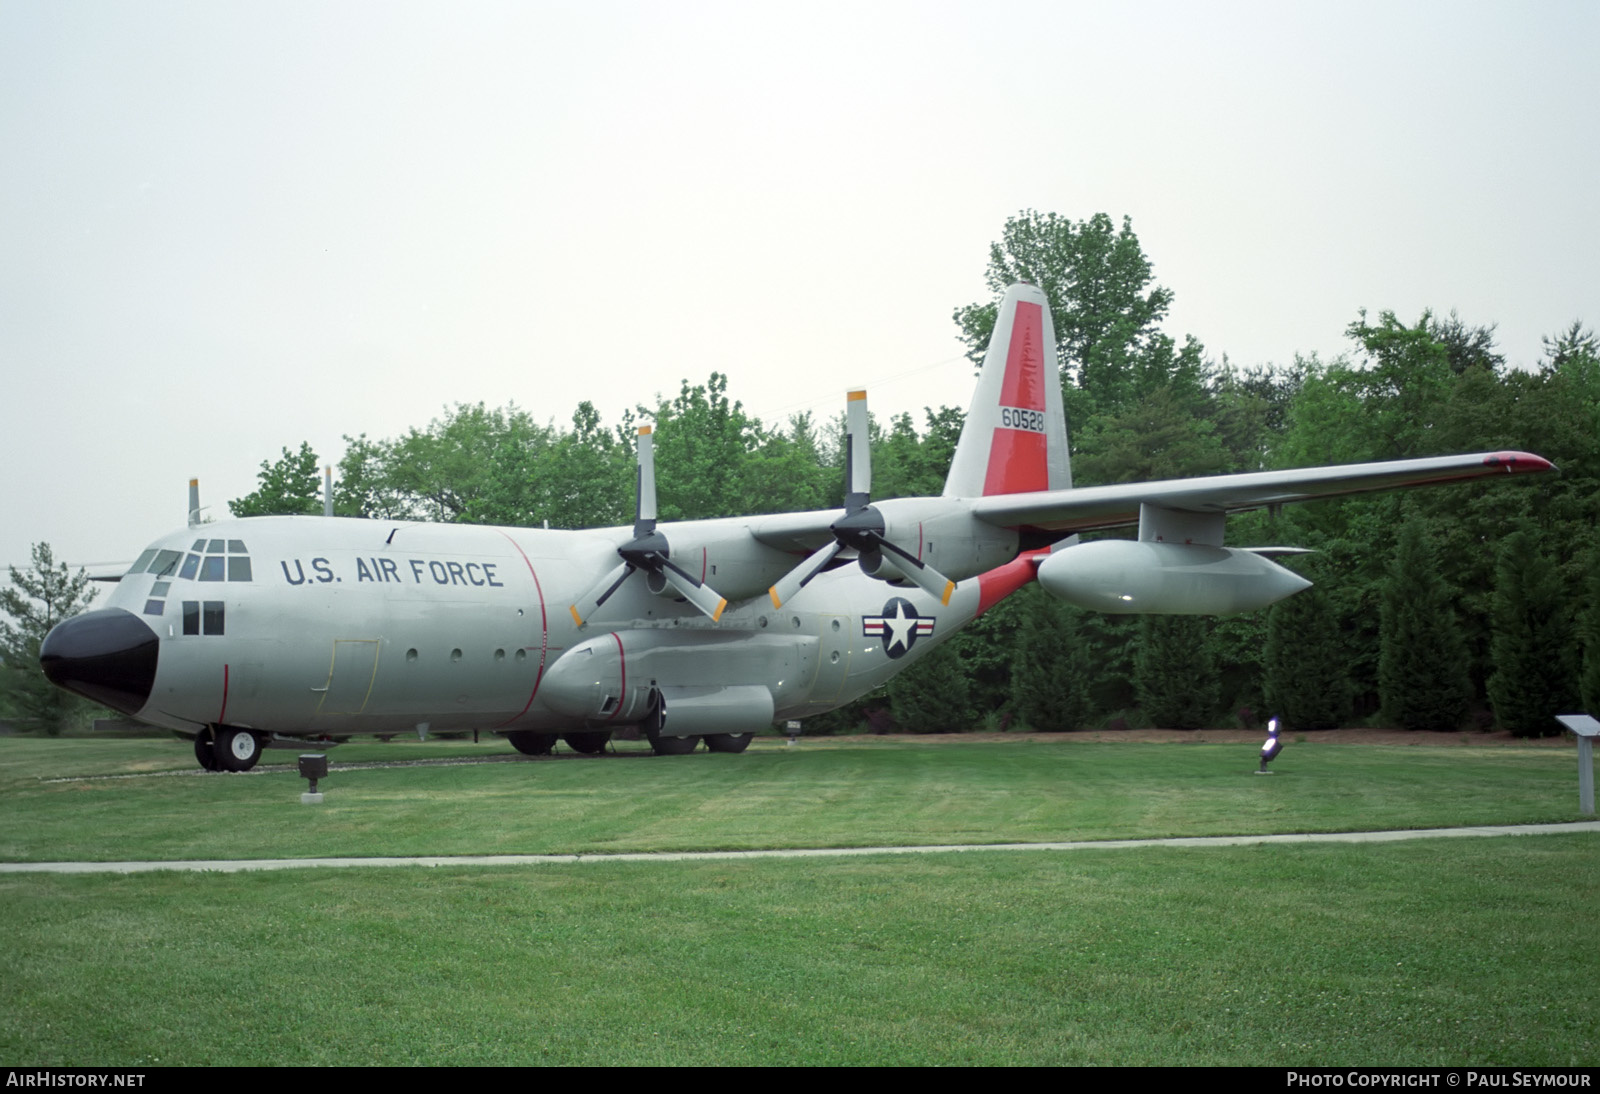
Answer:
[659,560,729,622]
[871,535,956,606]
[569,561,634,626]
[845,389,870,503]
[634,425,657,534]
[767,540,845,609]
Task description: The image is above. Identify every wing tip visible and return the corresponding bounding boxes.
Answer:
[1484,451,1554,473]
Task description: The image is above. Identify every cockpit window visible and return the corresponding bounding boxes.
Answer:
[199,556,226,582]
[147,550,183,577]
[227,557,253,582]
[178,554,200,580]
[207,539,225,554]
[192,539,206,552]
[127,550,157,576]
[228,540,247,553]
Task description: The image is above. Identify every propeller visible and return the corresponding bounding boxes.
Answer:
[767,390,955,609]
[569,426,729,625]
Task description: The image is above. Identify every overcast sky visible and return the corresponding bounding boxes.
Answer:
[2,0,1596,586]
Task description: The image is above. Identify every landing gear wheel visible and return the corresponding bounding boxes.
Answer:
[214,727,262,772]
[703,732,753,754]
[193,733,220,772]
[506,731,558,756]
[647,732,700,756]
[562,732,611,755]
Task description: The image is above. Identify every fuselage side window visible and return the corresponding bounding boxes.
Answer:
[202,601,224,636]
[182,601,200,636]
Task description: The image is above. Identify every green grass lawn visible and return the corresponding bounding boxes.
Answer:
[2,839,1595,1066]
[0,733,1585,862]
[0,734,1594,1065]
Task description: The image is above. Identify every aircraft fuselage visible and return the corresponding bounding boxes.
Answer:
[88,513,1012,742]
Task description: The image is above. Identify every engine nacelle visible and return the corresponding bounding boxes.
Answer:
[1036,540,1311,615]
[541,629,808,728]
[867,497,1019,582]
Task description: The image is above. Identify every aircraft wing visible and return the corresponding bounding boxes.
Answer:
[968,451,1554,535]
[749,508,847,553]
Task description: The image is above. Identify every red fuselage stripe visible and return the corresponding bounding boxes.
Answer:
[976,549,1050,616]
[494,532,550,727]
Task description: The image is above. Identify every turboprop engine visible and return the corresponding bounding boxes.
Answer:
[1035,539,1311,615]
[541,629,805,734]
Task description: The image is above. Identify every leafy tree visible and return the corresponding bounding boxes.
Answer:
[1486,528,1576,738]
[385,403,552,523]
[1430,311,1504,375]
[0,544,97,734]
[1133,615,1218,729]
[886,640,972,733]
[1542,320,1600,378]
[953,210,1206,421]
[229,442,323,517]
[1378,520,1471,731]
[1209,358,1306,472]
[1263,572,1350,731]
[1072,384,1231,485]
[1579,554,1600,716]
[1341,310,1456,458]
[1011,586,1092,731]
[649,373,764,521]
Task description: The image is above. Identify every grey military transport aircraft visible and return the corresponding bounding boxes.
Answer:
[40,284,1553,771]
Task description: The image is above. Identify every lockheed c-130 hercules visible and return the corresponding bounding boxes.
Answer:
[40,284,1553,772]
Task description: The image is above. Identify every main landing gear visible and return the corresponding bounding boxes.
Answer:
[646,731,700,755]
[194,727,263,772]
[505,731,558,756]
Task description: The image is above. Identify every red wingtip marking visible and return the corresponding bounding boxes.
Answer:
[1483,451,1554,473]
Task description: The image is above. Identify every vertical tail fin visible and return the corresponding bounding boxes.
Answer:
[943,283,1071,497]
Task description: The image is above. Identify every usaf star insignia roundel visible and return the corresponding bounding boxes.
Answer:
[862,596,936,659]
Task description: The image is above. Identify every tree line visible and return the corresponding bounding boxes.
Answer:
[8,211,1596,736]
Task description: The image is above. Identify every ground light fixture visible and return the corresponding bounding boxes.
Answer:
[298,753,328,804]
[1257,716,1283,774]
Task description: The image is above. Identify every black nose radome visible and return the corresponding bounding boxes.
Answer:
[40,608,159,716]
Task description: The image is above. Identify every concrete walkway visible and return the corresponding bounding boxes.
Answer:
[2,820,1596,874]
